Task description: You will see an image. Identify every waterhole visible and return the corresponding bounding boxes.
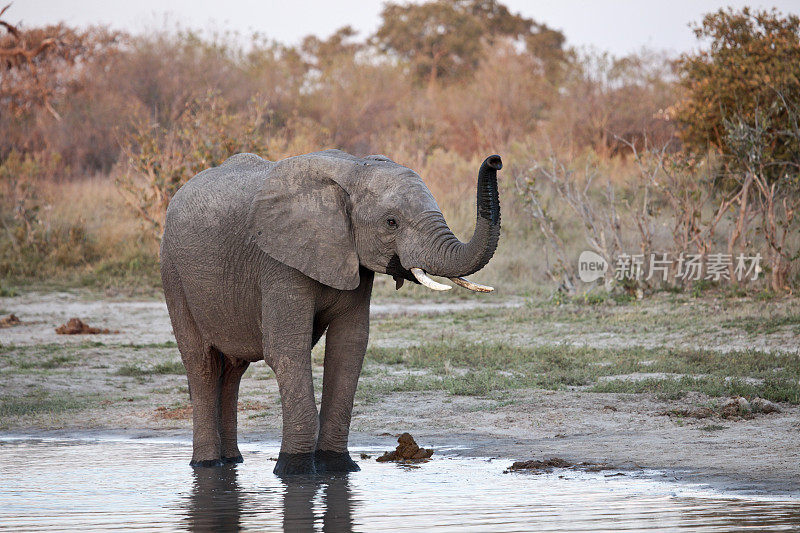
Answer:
[0,436,798,531]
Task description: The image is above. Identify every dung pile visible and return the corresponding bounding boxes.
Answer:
[504,458,618,474]
[505,458,572,473]
[56,317,118,335]
[0,314,21,328]
[376,433,434,462]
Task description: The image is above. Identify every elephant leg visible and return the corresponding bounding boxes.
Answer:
[316,275,372,472]
[163,258,223,467]
[272,352,318,475]
[184,347,224,467]
[263,281,319,475]
[218,356,250,463]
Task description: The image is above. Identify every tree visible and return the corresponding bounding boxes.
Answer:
[373,0,564,88]
[674,8,800,291]
[300,26,363,71]
[0,4,121,168]
[673,8,800,175]
[0,4,105,120]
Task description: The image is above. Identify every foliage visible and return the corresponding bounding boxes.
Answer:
[373,0,565,87]
[0,5,122,168]
[118,92,269,239]
[0,3,107,118]
[553,49,676,155]
[722,99,800,292]
[0,149,101,277]
[674,8,800,177]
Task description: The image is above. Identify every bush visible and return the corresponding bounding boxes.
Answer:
[0,150,102,278]
[118,92,270,240]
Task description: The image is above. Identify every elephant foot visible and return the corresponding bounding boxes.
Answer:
[274,452,316,476]
[190,458,224,468]
[314,450,360,473]
[222,454,244,464]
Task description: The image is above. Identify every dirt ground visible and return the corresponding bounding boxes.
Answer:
[1,289,799,495]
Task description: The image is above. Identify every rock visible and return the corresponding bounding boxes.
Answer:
[0,313,21,328]
[376,433,433,462]
[55,317,118,335]
[750,397,781,414]
[720,396,752,419]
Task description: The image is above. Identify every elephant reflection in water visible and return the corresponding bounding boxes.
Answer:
[282,475,354,532]
[186,465,354,532]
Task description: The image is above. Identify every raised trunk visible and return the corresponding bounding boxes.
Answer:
[425,155,502,277]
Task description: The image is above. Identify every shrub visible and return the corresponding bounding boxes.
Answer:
[118,92,270,240]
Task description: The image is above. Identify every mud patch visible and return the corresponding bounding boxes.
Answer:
[56,317,118,335]
[0,313,21,328]
[504,458,617,474]
[376,432,434,462]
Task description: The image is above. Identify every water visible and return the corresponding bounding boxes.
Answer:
[1,436,798,532]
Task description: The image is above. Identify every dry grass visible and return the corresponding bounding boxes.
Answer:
[42,177,144,252]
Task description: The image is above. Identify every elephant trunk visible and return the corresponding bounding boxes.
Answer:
[421,155,502,280]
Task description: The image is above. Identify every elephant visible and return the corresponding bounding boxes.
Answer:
[160,149,502,475]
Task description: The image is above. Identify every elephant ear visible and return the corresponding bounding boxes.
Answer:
[247,161,360,291]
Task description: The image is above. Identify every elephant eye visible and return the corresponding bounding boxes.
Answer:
[386,217,398,229]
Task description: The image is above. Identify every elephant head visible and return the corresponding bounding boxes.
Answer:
[247,149,501,292]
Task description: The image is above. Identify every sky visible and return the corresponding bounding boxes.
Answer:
[7,1,800,56]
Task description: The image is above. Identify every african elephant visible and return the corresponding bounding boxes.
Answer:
[160,149,502,475]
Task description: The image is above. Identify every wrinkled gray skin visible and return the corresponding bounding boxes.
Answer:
[160,149,502,475]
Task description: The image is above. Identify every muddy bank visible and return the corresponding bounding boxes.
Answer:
[3,427,797,497]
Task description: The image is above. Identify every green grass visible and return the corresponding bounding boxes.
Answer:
[152,361,184,374]
[368,342,800,381]
[121,341,178,350]
[0,285,18,297]
[370,298,719,342]
[14,354,76,369]
[0,393,87,417]
[723,314,800,335]
[116,360,184,376]
[362,341,800,402]
[591,376,800,404]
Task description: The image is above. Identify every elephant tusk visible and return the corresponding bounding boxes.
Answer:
[449,277,495,293]
[411,268,452,291]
